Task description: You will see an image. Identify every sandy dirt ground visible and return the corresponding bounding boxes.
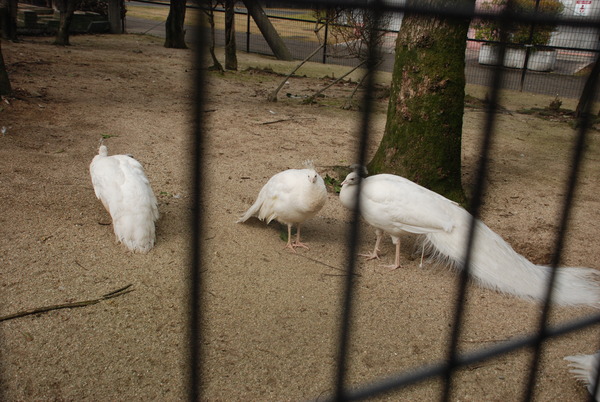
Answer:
[1,34,599,401]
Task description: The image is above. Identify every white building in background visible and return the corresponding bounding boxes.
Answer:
[384,0,599,51]
[551,0,600,50]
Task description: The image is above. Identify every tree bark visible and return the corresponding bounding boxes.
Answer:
[54,0,80,46]
[205,4,223,72]
[164,0,187,49]
[368,2,473,203]
[107,0,124,34]
[0,39,11,96]
[241,0,292,61]
[0,0,18,41]
[575,53,600,120]
[224,0,237,70]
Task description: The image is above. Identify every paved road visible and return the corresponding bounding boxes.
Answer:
[124,2,596,100]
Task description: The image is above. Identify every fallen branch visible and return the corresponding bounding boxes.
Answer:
[294,253,361,276]
[0,284,134,323]
[261,118,294,125]
[342,67,373,110]
[303,60,367,105]
[260,116,316,125]
[267,44,325,102]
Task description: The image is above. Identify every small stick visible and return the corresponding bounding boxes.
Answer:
[261,118,293,125]
[0,284,134,323]
[294,253,361,276]
[267,44,325,102]
[260,117,316,125]
[303,60,367,104]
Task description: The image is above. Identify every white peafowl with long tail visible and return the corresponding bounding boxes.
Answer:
[339,171,600,307]
[90,142,159,253]
[237,161,327,252]
[564,352,600,400]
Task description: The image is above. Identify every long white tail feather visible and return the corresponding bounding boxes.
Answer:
[236,196,263,224]
[113,208,158,253]
[423,205,600,307]
[564,352,600,399]
[237,191,281,225]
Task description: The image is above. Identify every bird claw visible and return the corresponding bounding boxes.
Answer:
[359,252,380,261]
[285,241,310,252]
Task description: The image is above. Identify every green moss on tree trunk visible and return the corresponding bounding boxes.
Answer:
[368,9,471,204]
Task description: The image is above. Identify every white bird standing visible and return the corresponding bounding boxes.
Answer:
[564,352,600,400]
[90,143,159,253]
[237,162,327,252]
[339,171,600,307]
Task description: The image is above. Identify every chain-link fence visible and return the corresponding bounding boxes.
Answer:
[196,1,598,99]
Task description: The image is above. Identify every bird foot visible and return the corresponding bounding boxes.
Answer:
[285,241,310,252]
[383,263,402,270]
[359,252,380,261]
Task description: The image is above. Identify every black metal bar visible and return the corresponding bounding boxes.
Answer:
[333,2,384,400]
[518,0,542,92]
[189,15,208,402]
[246,8,251,53]
[468,38,598,54]
[441,11,512,402]
[323,14,329,64]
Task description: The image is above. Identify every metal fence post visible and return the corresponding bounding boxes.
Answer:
[323,15,329,64]
[246,9,250,53]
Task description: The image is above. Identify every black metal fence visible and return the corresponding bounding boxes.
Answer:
[191,0,600,400]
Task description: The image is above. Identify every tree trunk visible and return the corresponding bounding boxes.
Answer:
[54,0,80,46]
[224,0,237,70]
[164,0,187,49]
[204,5,223,72]
[107,0,124,34]
[575,53,600,120]
[368,2,472,203]
[0,39,11,96]
[0,0,18,41]
[241,0,292,61]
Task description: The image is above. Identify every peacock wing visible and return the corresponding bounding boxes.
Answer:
[361,174,456,235]
[90,155,128,214]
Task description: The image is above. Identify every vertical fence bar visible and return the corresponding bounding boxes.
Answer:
[333,2,384,399]
[518,0,542,92]
[323,15,329,64]
[189,15,209,402]
[246,8,251,53]
[441,12,511,401]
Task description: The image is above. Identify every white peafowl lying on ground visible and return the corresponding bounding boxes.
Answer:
[90,143,159,253]
[564,352,600,400]
[237,161,327,252]
[339,171,600,307]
